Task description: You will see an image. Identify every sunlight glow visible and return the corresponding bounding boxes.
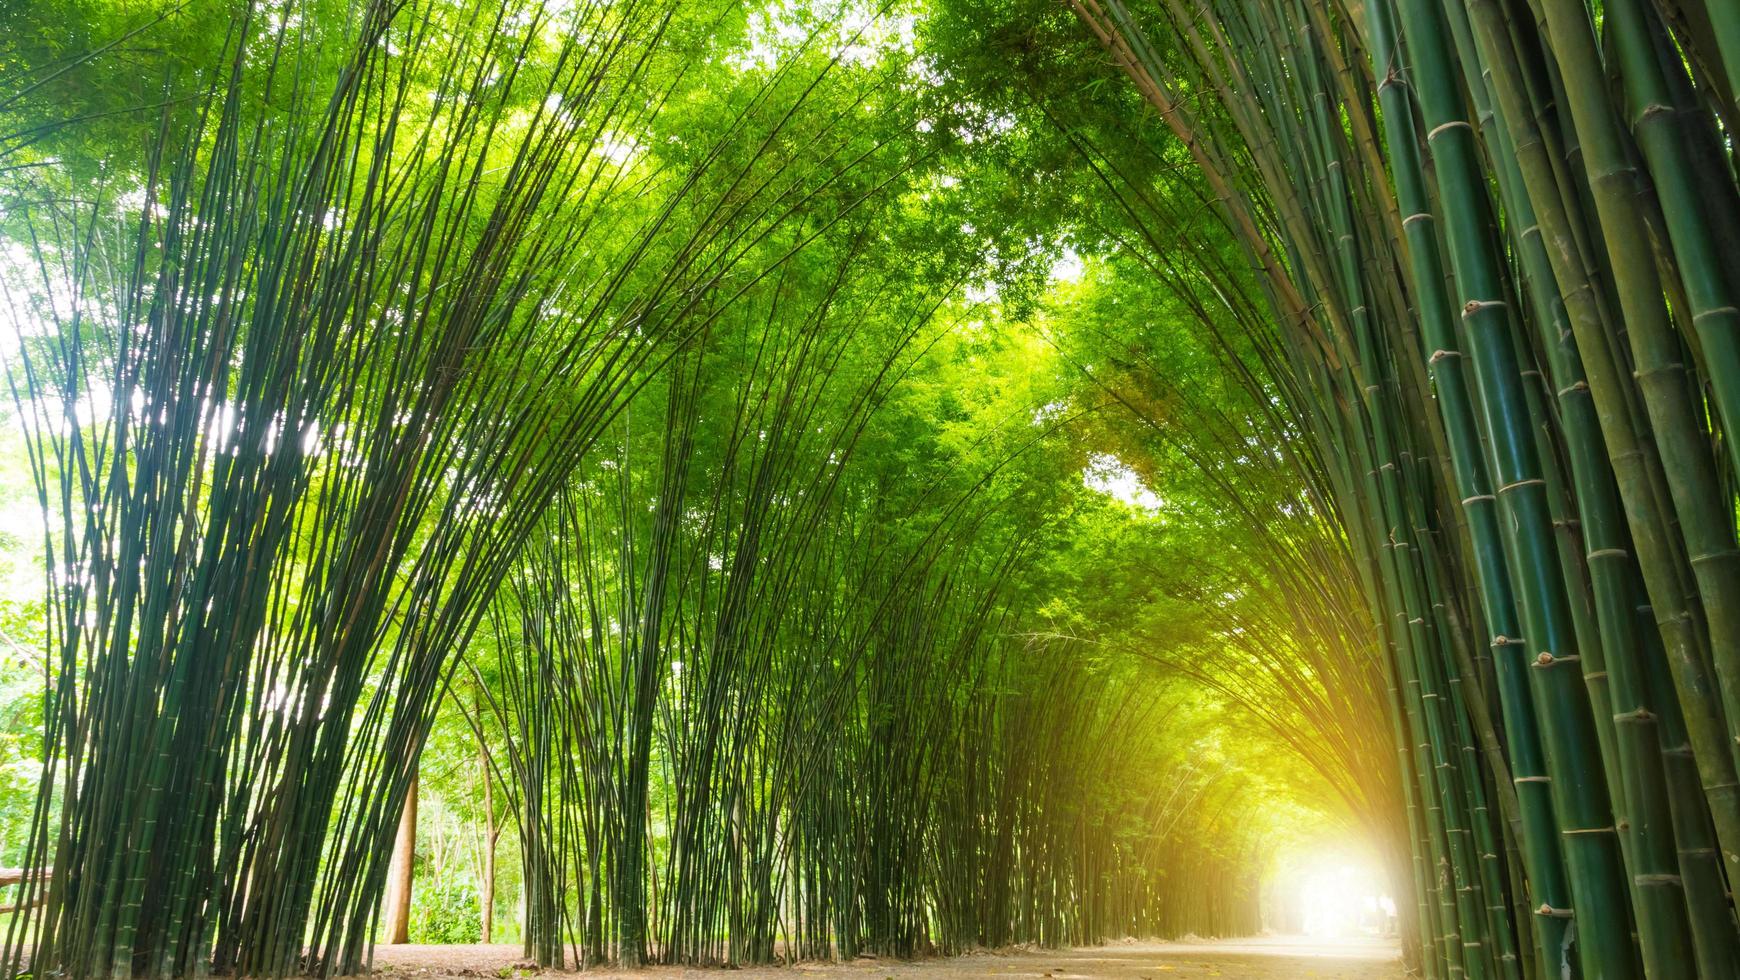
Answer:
[1295,861,1395,939]
[1049,248,1085,283]
[1083,452,1161,514]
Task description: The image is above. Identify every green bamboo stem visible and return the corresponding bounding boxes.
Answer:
[1362,2,1572,970]
[1529,0,1740,813]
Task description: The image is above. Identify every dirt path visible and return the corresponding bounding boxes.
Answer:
[367,936,1404,979]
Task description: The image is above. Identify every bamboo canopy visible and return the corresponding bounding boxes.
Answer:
[5,0,1740,977]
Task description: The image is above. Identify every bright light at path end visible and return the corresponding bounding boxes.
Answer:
[1297,863,1394,938]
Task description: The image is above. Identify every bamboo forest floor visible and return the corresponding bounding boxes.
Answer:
[365,936,1404,979]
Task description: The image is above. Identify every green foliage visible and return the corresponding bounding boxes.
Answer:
[410,879,483,946]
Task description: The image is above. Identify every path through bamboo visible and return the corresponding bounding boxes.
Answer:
[366,936,1404,979]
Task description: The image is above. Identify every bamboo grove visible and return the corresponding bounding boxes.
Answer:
[10,0,1729,976]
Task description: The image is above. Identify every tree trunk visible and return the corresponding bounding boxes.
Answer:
[479,737,497,944]
[383,773,419,944]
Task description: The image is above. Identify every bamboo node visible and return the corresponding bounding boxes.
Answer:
[1534,651,1553,666]
[1427,120,1474,140]
[1536,904,1574,918]
[1634,364,1686,382]
[1635,103,1673,125]
[1491,634,1516,646]
[1428,349,1461,363]
[1462,299,1505,316]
